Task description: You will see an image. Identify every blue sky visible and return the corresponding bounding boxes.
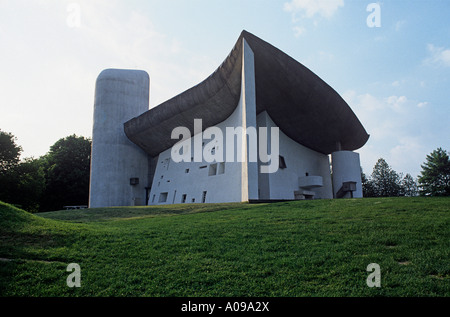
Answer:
[0,0,449,178]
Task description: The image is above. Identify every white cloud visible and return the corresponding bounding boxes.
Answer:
[284,0,344,37]
[318,50,335,62]
[357,93,385,112]
[417,102,429,108]
[342,89,356,104]
[344,90,434,178]
[425,44,450,67]
[389,137,425,177]
[395,20,406,32]
[386,95,408,113]
[284,0,344,18]
[293,26,306,37]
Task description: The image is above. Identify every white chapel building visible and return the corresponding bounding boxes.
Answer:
[89,31,369,207]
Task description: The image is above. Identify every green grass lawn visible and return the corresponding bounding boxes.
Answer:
[0,197,449,297]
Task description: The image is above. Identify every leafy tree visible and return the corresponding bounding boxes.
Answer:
[418,148,450,196]
[40,135,91,211]
[0,131,45,212]
[361,168,376,197]
[0,130,22,173]
[0,130,22,206]
[371,158,401,197]
[3,158,46,212]
[400,173,418,197]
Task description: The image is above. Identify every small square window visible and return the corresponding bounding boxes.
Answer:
[158,192,168,203]
[208,163,217,176]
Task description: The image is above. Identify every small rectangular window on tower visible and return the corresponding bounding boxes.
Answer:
[208,163,217,176]
[218,162,225,174]
[202,191,207,203]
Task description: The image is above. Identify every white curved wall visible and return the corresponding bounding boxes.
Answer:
[148,101,245,205]
[257,112,333,200]
[331,151,363,198]
[89,69,150,208]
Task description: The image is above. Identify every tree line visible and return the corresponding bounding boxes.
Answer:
[0,129,91,212]
[361,148,450,198]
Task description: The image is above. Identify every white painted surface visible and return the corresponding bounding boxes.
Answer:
[242,39,259,201]
[331,151,363,198]
[149,101,245,205]
[298,176,324,189]
[149,107,334,205]
[257,112,333,200]
[89,69,149,208]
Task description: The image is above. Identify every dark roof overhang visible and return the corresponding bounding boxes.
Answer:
[124,30,369,157]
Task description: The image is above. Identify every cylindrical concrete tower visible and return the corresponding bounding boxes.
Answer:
[89,69,150,208]
[331,151,363,198]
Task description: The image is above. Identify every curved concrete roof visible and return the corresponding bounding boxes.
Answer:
[124,30,369,157]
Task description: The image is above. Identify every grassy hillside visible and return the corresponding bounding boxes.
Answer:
[0,197,449,297]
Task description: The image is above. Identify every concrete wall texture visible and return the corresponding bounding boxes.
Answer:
[331,151,363,198]
[89,69,150,208]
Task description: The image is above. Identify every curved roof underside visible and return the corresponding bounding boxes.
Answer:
[124,30,369,157]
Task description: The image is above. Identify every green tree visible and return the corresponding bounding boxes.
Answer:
[371,158,401,197]
[361,168,376,197]
[4,158,46,212]
[418,148,450,196]
[0,129,22,173]
[40,135,92,211]
[0,130,22,206]
[0,130,46,212]
[400,173,418,197]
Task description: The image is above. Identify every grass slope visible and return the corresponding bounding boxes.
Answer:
[0,197,449,297]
